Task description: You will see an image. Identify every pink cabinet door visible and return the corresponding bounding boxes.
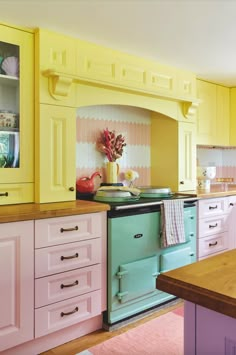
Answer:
[0,221,34,352]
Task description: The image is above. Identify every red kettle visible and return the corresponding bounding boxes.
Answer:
[76,171,102,193]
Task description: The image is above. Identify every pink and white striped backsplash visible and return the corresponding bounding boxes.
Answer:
[197,146,236,184]
[76,105,151,186]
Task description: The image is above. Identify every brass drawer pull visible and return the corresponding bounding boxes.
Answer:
[60,226,78,233]
[209,223,218,228]
[61,306,78,317]
[0,192,8,197]
[61,280,79,289]
[209,205,218,210]
[209,241,218,247]
[61,252,79,261]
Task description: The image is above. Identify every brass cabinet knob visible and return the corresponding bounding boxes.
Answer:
[180,181,184,185]
[69,187,75,191]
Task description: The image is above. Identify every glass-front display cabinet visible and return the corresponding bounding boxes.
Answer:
[0,41,19,168]
[0,24,34,204]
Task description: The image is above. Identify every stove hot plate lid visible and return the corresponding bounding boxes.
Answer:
[137,186,172,196]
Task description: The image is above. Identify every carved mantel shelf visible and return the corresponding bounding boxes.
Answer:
[43,69,200,119]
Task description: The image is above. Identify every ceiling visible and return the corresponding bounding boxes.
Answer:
[1,0,236,87]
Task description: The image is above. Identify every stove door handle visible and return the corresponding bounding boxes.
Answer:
[116,270,128,279]
[152,272,160,278]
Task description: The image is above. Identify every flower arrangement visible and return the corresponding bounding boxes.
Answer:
[97,128,126,162]
[125,169,139,187]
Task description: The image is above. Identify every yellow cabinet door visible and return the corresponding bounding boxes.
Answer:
[0,25,34,186]
[196,80,216,145]
[216,85,229,146]
[35,104,76,203]
[178,122,196,191]
[196,80,230,146]
[230,88,236,146]
[151,114,196,192]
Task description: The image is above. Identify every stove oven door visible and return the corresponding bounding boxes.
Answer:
[116,255,159,304]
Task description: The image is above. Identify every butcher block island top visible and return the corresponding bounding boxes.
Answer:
[0,200,110,223]
[156,249,236,319]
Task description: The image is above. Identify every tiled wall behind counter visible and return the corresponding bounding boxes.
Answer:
[197,146,236,183]
[76,105,151,187]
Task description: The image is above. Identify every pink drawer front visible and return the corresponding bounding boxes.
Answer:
[198,215,228,238]
[35,289,101,338]
[35,212,105,248]
[198,232,229,258]
[35,238,101,277]
[198,198,226,218]
[35,264,101,308]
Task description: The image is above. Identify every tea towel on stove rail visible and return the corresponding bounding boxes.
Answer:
[160,200,185,248]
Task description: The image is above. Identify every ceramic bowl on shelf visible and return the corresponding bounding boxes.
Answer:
[1,56,19,77]
[197,166,216,180]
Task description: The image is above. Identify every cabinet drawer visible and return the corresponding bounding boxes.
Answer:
[0,183,34,205]
[35,212,104,248]
[35,264,101,308]
[35,238,101,277]
[198,232,229,258]
[198,215,228,238]
[35,289,101,337]
[198,198,226,218]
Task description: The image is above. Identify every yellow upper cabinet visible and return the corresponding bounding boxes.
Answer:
[196,79,229,146]
[230,88,236,146]
[0,24,34,204]
[151,113,196,192]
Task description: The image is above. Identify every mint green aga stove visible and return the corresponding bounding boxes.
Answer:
[103,198,197,326]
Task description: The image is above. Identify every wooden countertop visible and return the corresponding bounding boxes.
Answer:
[180,184,236,199]
[156,249,236,318]
[0,199,110,223]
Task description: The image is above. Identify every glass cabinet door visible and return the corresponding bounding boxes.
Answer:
[0,41,20,168]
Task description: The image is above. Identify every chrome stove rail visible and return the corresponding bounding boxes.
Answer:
[113,196,199,210]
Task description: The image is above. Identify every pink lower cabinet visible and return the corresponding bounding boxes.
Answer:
[34,212,106,339]
[0,221,34,352]
[185,301,236,355]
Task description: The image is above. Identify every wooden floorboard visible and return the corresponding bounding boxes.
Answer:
[40,300,183,355]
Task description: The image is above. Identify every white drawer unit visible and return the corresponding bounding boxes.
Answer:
[35,213,103,248]
[35,238,101,277]
[198,232,229,258]
[35,289,102,337]
[34,212,106,337]
[198,197,227,218]
[35,264,101,307]
[198,197,231,260]
[198,215,228,238]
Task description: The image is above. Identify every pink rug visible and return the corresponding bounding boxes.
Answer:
[79,307,184,355]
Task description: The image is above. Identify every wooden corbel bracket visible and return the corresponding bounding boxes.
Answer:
[183,100,201,119]
[43,69,74,100]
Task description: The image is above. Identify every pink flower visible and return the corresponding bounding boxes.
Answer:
[97,128,126,162]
